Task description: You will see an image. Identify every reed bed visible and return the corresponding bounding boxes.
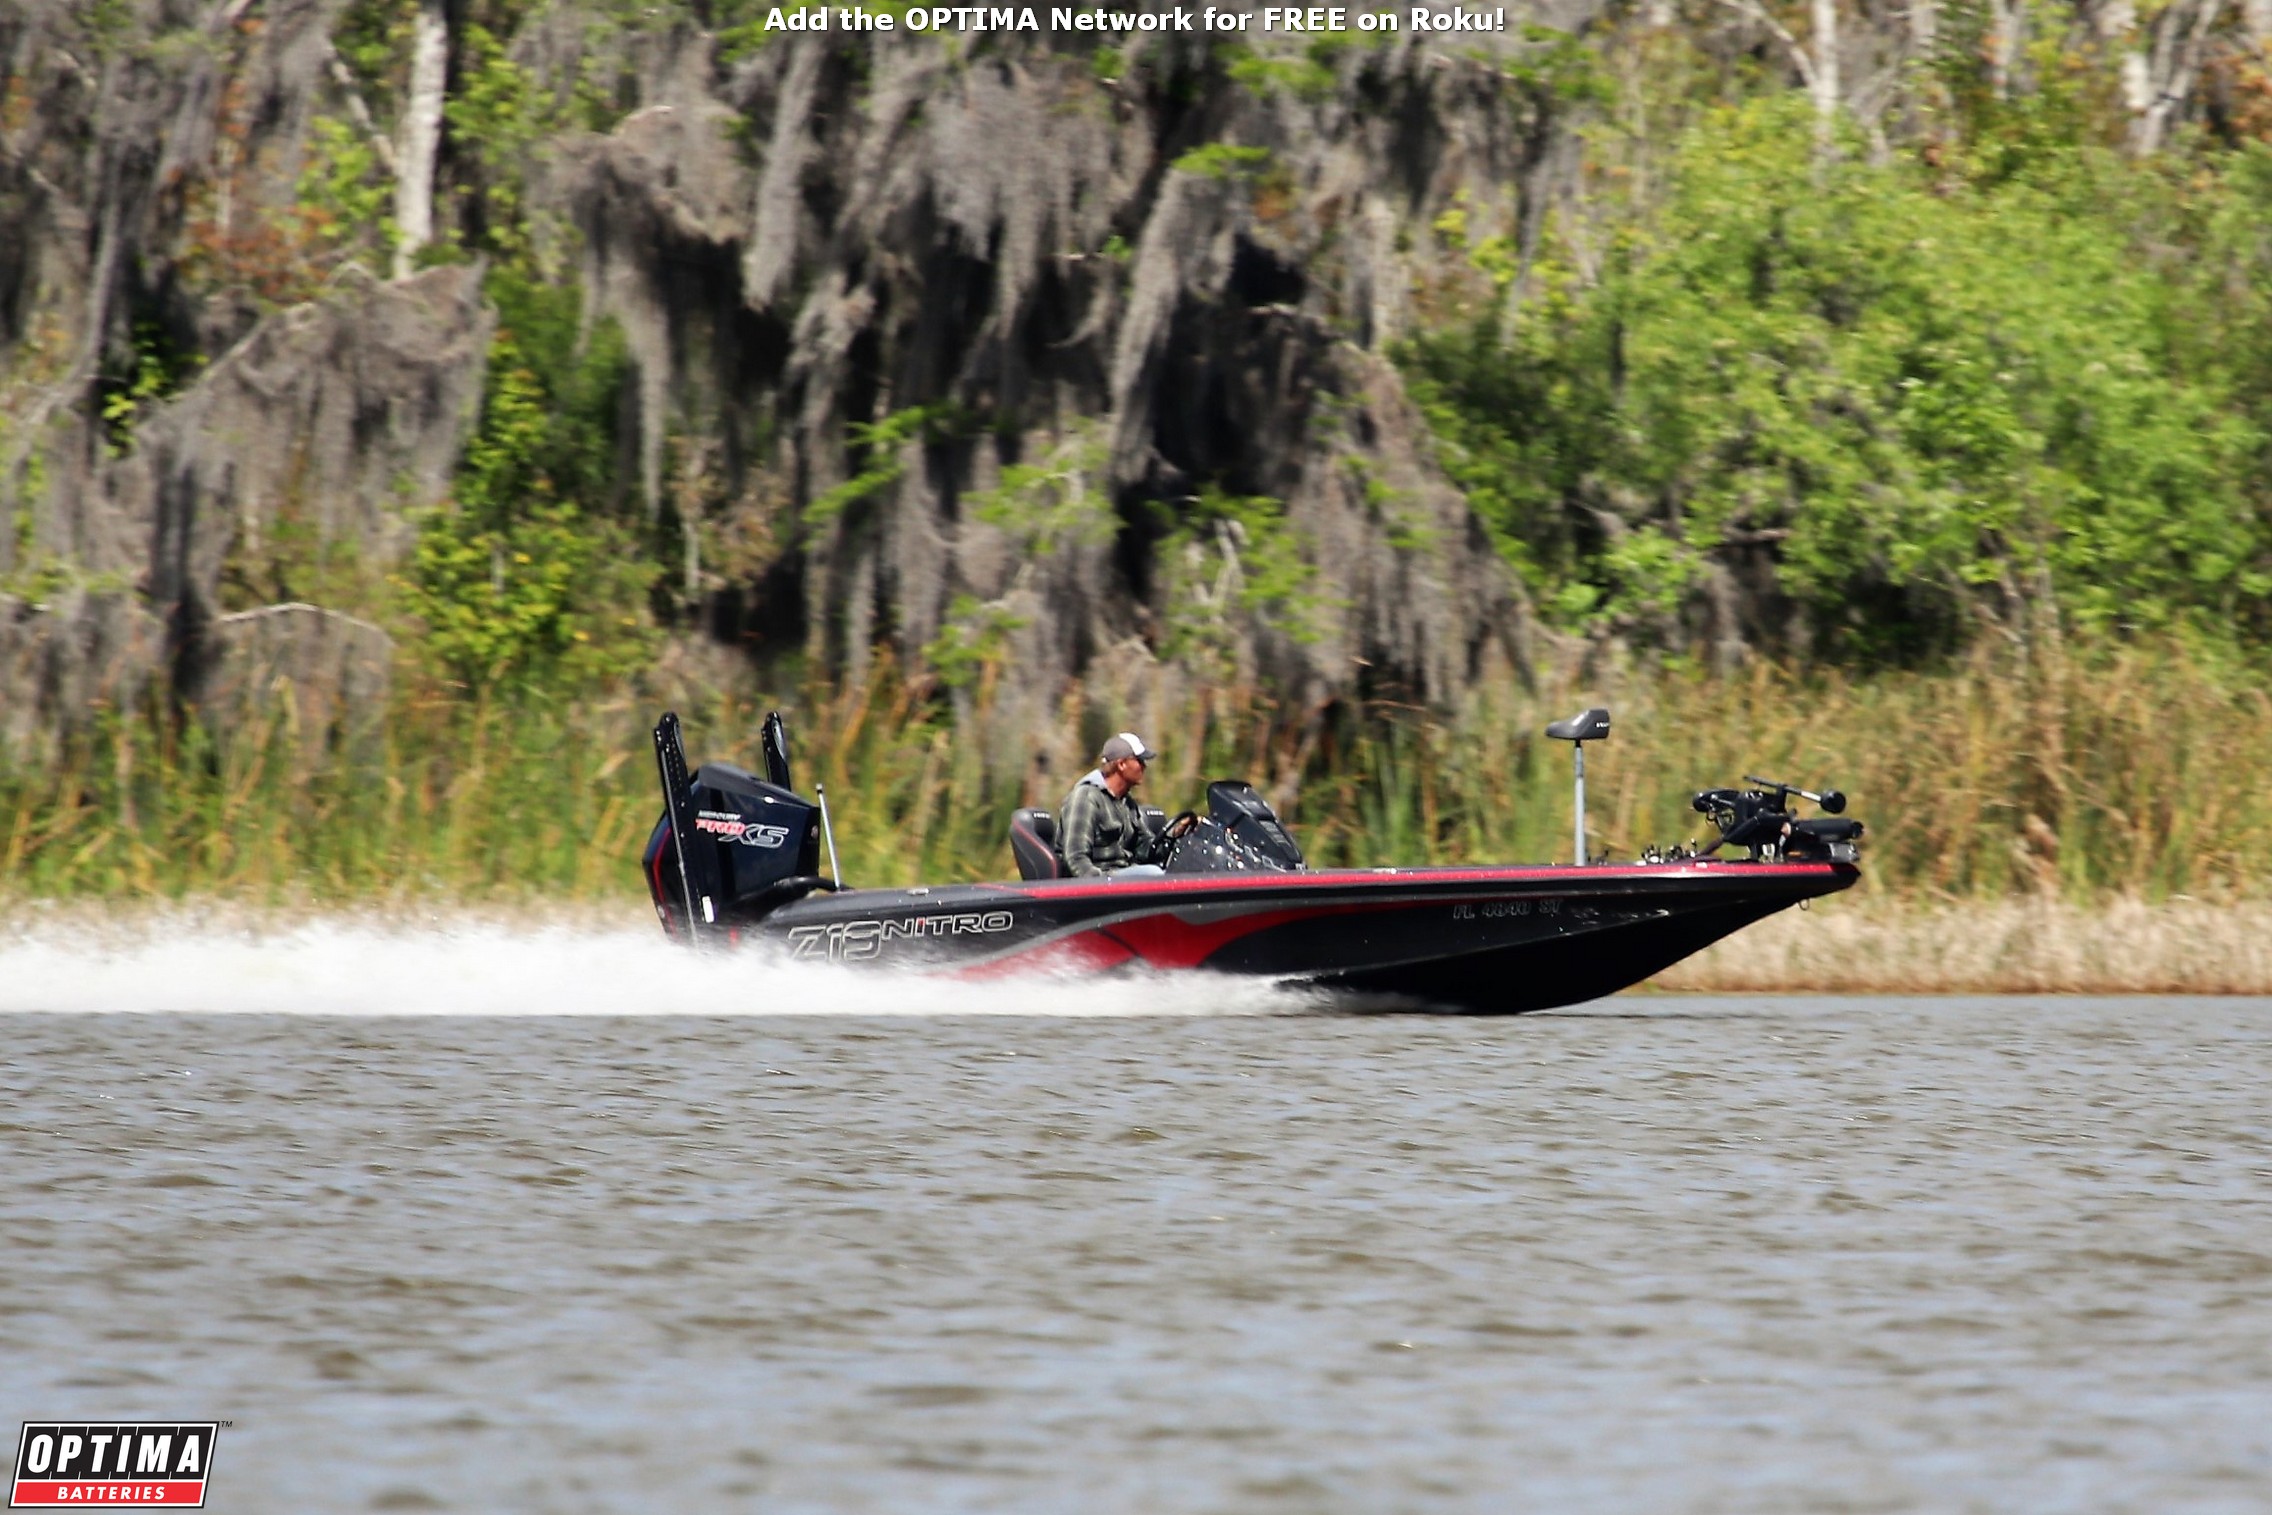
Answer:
[5,639,2270,923]
[0,691,663,907]
[1319,642,2272,900]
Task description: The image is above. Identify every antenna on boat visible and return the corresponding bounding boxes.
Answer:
[1544,707,1611,865]
[816,781,844,887]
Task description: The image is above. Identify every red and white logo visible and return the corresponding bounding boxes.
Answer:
[11,1424,217,1508]
[694,811,791,848]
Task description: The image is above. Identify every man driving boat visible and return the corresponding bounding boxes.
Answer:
[1058,731,1165,877]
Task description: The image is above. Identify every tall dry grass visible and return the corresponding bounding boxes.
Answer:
[0,690,659,906]
[5,639,2270,917]
[1314,640,2272,899]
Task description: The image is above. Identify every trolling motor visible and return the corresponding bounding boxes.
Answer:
[1545,707,1611,864]
[1692,775,1864,863]
[644,711,839,942]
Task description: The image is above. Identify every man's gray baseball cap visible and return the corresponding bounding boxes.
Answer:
[1100,731,1157,764]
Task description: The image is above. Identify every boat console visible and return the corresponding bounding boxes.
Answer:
[1008,783,1304,879]
[1156,781,1307,875]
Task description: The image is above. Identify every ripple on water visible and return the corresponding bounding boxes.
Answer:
[2,987,2271,1512]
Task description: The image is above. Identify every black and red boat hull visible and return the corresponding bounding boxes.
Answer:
[744,859,1856,1013]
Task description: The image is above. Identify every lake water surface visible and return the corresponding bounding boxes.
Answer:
[2,925,2268,1512]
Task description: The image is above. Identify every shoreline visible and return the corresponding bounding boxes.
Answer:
[1652,896,2272,996]
[4,895,2270,998]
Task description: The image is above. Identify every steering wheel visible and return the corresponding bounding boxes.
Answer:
[1164,810,1200,840]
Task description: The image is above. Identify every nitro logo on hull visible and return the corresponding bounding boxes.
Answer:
[12,1424,218,1508]
[788,911,1014,961]
[695,811,791,848]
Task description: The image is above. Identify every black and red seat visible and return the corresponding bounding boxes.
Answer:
[1009,808,1069,880]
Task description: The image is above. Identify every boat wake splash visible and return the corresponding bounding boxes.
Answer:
[0,914,1321,1018]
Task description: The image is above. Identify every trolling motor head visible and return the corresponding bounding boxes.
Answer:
[1692,775,1864,863]
[1740,774,1845,814]
[1545,707,1610,864]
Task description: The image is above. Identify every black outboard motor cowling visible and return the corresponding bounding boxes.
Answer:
[646,713,830,940]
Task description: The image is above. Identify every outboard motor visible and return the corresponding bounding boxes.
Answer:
[644,711,834,941]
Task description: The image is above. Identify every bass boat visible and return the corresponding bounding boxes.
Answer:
[641,709,1861,1013]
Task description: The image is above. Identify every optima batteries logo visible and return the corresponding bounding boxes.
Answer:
[11,1424,217,1508]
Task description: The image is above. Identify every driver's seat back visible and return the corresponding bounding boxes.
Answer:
[1009,808,1068,880]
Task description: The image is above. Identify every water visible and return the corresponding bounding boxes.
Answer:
[3,926,2269,1512]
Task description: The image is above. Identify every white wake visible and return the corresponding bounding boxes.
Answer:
[0,910,1316,1017]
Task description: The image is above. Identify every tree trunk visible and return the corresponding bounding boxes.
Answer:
[1812,0,1841,148]
[2129,0,2227,154]
[1712,0,1835,155]
[392,0,449,279]
[1910,0,1936,53]
[1987,0,2024,98]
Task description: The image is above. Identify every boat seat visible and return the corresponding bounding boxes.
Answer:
[1010,808,1069,880]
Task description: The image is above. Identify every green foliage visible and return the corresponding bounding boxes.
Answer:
[1157,486,1334,673]
[1919,14,2129,188]
[1303,29,1369,67]
[440,18,621,264]
[1406,97,2272,658]
[1171,142,1275,180]
[804,405,958,526]
[712,0,917,61]
[1345,456,1434,552]
[922,594,1029,690]
[333,0,415,123]
[403,275,654,689]
[444,24,553,261]
[96,322,201,458]
[293,114,397,275]
[1229,48,1337,105]
[1491,24,1613,110]
[219,498,383,615]
[81,0,135,60]
[969,424,1115,556]
[10,495,34,577]
[1431,188,1521,290]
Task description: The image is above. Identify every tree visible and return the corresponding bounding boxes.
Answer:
[392,0,449,278]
